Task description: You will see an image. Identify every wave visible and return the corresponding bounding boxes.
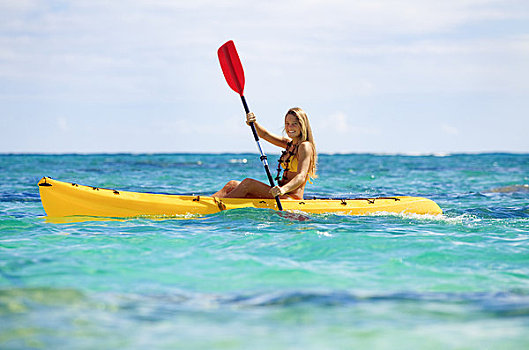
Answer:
[4,287,527,319]
[220,290,529,314]
[484,185,529,194]
[0,191,40,203]
[128,289,529,319]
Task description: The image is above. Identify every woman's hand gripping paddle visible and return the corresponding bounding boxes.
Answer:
[218,40,283,211]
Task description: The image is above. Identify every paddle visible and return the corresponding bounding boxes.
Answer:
[218,40,283,211]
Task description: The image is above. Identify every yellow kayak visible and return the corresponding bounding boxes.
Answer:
[37,177,443,218]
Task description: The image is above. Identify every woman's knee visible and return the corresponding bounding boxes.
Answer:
[227,180,240,187]
[240,178,258,186]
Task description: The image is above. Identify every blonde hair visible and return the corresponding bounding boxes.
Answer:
[285,107,318,180]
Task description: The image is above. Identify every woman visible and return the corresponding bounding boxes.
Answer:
[213,107,317,200]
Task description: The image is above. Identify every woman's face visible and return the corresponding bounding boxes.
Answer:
[285,114,301,140]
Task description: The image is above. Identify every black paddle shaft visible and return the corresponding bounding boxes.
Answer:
[240,95,283,211]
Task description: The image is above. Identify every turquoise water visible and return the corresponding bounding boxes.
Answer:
[1,153,528,349]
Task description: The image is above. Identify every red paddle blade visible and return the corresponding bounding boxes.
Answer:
[218,40,245,95]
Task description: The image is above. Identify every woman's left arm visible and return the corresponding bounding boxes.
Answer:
[272,142,313,196]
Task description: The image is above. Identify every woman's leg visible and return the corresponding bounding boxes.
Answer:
[223,178,273,199]
[212,180,240,198]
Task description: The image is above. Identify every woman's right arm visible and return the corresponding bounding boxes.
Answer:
[246,113,288,148]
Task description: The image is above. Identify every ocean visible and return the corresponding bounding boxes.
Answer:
[1,153,528,349]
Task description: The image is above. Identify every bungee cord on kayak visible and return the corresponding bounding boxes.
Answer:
[37,176,442,218]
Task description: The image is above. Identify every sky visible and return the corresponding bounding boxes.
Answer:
[1,0,528,154]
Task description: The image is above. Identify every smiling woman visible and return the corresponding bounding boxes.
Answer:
[212,107,317,200]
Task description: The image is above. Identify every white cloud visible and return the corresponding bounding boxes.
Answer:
[316,111,380,136]
[441,124,460,136]
[56,117,70,132]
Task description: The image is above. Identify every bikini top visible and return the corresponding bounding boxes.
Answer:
[281,153,298,172]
